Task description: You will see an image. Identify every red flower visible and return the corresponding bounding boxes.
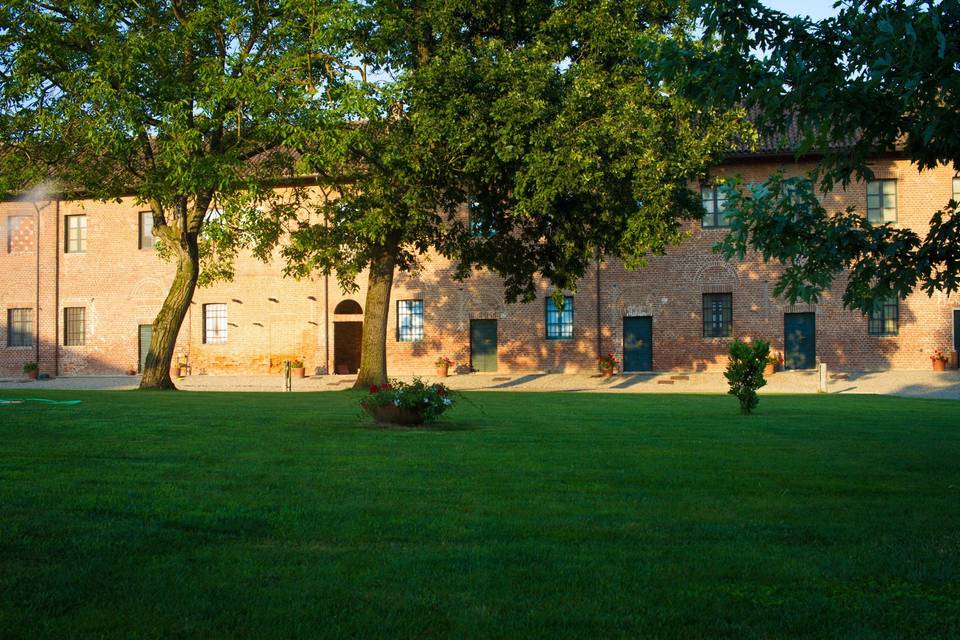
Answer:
[381,383,392,390]
[369,385,379,394]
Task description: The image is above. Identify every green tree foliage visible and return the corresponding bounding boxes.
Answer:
[724,339,770,414]
[242,0,749,387]
[669,0,960,314]
[0,0,349,388]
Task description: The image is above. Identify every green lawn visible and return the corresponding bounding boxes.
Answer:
[1,390,958,638]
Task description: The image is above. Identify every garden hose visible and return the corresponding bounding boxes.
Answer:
[0,398,82,406]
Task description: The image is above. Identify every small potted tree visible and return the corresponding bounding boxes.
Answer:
[931,349,948,372]
[597,353,619,377]
[22,362,39,380]
[289,359,306,378]
[435,356,454,377]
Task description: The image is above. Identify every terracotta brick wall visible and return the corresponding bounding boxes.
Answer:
[1,156,958,378]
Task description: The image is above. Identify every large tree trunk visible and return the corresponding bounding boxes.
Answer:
[139,233,200,390]
[353,243,397,389]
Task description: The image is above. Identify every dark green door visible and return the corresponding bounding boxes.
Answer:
[784,312,816,370]
[138,324,153,373]
[470,320,498,372]
[623,316,653,372]
[954,310,960,356]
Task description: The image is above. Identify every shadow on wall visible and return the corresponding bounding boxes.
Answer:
[392,261,602,373]
[0,336,150,379]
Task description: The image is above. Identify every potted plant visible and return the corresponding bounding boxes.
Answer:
[361,378,456,426]
[597,353,619,377]
[764,352,784,376]
[22,362,38,380]
[435,356,454,377]
[931,348,948,372]
[289,359,305,378]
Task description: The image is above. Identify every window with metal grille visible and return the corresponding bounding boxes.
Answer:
[866,179,897,223]
[7,308,33,347]
[63,307,85,346]
[546,296,574,339]
[7,216,29,253]
[65,215,87,253]
[203,304,228,344]
[701,186,729,228]
[139,211,155,249]
[703,293,733,337]
[868,297,899,336]
[396,299,424,342]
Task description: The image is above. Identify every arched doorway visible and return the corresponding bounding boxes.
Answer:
[333,299,363,375]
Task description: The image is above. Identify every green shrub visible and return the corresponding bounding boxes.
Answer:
[22,362,38,373]
[724,340,770,414]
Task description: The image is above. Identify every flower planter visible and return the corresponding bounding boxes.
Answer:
[436,365,449,377]
[763,362,776,376]
[600,368,615,378]
[364,404,426,426]
[25,370,38,380]
[932,358,947,372]
[291,367,305,379]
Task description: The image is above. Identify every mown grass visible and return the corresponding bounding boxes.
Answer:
[0,390,958,639]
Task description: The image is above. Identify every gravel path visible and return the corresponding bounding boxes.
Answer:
[2,370,959,399]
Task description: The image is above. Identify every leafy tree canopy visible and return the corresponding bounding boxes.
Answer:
[663,0,960,313]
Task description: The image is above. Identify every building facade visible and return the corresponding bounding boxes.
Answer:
[2,155,959,379]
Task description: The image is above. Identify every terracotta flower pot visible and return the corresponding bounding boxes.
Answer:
[600,368,614,378]
[291,367,305,378]
[764,362,776,376]
[933,358,946,372]
[364,404,426,426]
[436,365,449,377]
[25,370,38,380]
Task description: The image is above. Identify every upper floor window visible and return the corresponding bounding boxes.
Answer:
[868,297,899,336]
[7,308,33,347]
[703,293,733,338]
[866,179,897,223]
[545,296,574,339]
[397,299,424,342]
[65,215,87,253]
[468,199,496,238]
[139,211,155,250]
[64,307,86,346]
[701,186,728,228]
[6,216,31,253]
[203,303,228,344]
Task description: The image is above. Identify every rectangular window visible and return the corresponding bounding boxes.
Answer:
[868,297,899,336]
[7,308,33,347]
[546,296,574,339]
[64,307,85,346]
[866,179,897,223]
[703,293,733,338]
[203,303,228,344]
[468,199,496,238]
[65,215,87,253]
[396,299,424,342]
[953,177,960,204]
[7,216,29,253]
[701,186,728,228]
[139,211,155,250]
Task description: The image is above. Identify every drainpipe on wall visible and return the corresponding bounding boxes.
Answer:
[54,199,60,377]
[324,273,330,373]
[34,202,41,367]
[595,249,602,358]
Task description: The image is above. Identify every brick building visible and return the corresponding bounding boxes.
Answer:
[2,153,959,379]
